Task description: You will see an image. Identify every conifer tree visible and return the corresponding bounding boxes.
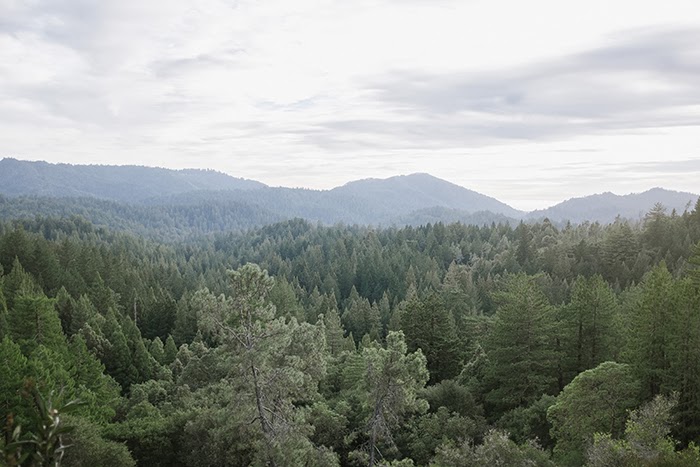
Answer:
[121,316,156,382]
[66,335,121,423]
[624,263,675,399]
[102,310,138,390]
[0,337,29,425]
[351,331,429,467]
[400,293,461,382]
[198,264,330,466]
[149,336,165,365]
[162,335,178,366]
[8,293,67,356]
[484,274,558,413]
[560,275,618,378]
[0,282,8,341]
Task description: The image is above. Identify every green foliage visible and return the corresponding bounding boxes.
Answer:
[548,361,640,465]
[560,275,618,378]
[163,334,178,365]
[0,201,698,467]
[105,408,185,467]
[440,262,480,320]
[400,293,461,383]
[197,263,331,465]
[497,394,556,450]
[484,274,558,414]
[405,407,483,465]
[101,310,138,390]
[430,429,555,467]
[8,294,66,356]
[2,384,85,467]
[0,283,8,342]
[66,335,121,423]
[624,264,676,399]
[60,415,135,467]
[586,394,700,466]
[422,379,482,419]
[352,331,429,466]
[0,337,29,425]
[149,336,165,365]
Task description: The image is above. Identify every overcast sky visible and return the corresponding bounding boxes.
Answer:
[1,0,699,210]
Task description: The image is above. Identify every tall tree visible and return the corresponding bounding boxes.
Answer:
[353,331,429,467]
[560,275,618,378]
[665,277,700,443]
[400,293,461,382]
[624,263,675,399]
[8,293,67,356]
[484,274,558,414]
[198,264,332,466]
[0,337,29,426]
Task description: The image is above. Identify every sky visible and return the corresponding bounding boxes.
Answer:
[1,0,699,210]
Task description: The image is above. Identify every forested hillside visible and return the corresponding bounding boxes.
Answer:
[0,158,265,201]
[2,198,700,466]
[3,160,696,234]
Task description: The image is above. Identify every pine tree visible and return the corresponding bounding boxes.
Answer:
[69,294,99,336]
[148,337,165,365]
[197,264,329,465]
[560,275,618,378]
[162,335,178,366]
[441,261,480,319]
[0,281,8,341]
[3,258,40,310]
[484,274,558,414]
[400,293,461,383]
[354,331,429,467]
[121,316,156,382]
[665,277,700,443]
[102,310,138,390]
[322,308,348,358]
[66,335,121,423]
[8,293,67,356]
[0,337,29,425]
[173,293,197,345]
[624,263,675,399]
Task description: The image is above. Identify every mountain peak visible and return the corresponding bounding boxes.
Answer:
[332,172,522,217]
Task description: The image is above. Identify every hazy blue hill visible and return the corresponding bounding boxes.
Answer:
[146,187,384,225]
[2,159,697,235]
[0,195,282,241]
[391,206,517,227]
[0,158,265,201]
[332,173,523,218]
[528,188,699,223]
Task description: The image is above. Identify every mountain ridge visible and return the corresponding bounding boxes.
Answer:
[1,158,698,236]
[0,157,267,201]
[528,187,699,224]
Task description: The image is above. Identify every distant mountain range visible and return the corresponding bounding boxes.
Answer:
[0,158,265,201]
[527,188,699,224]
[0,158,697,239]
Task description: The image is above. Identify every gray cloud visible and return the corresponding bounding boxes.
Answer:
[303,27,700,149]
[630,158,700,174]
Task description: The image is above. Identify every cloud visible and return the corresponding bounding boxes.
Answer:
[302,27,700,150]
[630,158,700,174]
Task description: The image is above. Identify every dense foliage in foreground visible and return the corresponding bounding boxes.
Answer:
[2,200,700,466]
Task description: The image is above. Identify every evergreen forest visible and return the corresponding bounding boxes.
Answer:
[2,199,700,466]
